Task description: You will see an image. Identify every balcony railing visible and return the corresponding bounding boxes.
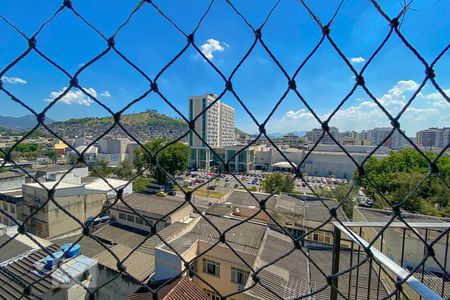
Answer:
[331,222,450,300]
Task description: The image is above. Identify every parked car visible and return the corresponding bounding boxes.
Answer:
[207,186,216,190]
[234,184,239,189]
[156,192,166,197]
[167,191,176,196]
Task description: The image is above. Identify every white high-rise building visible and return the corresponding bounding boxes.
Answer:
[188,94,235,169]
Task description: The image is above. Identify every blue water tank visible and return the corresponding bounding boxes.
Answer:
[60,243,81,258]
[100,216,110,223]
[44,251,64,269]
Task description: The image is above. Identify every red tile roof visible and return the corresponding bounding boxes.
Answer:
[127,276,209,300]
[164,277,209,300]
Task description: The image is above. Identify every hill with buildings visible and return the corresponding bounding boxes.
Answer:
[47,110,188,142]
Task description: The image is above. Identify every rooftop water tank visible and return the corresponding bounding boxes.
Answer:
[60,243,81,258]
[44,251,64,269]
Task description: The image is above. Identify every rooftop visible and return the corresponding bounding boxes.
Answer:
[222,190,277,211]
[84,177,130,192]
[0,171,24,179]
[52,234,107,258]
[128,276,209,300]
[160,215,266,256]
[94,244,154,282]
[114,193,188,216]
[0,244,60,299]
[0,234,32,264]
[245,228,387,300]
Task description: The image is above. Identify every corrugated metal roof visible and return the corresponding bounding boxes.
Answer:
[0,244,60,299]
[0,235,32,264]
[244,228,387,300]
[94,244,154,282]
[161,215,266,256]
[92,224,147,249]
[52,234,107,258]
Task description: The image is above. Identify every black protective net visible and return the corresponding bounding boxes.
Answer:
[0,1,449,299]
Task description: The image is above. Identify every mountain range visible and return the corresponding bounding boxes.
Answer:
[0,115,54,130]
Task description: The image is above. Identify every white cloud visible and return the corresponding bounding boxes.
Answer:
[100,91,111,97]
[46,87,98,106]
[349,56,365,64]
[200,39,225,60]
[1,76,27,85]
[271,80,449,135]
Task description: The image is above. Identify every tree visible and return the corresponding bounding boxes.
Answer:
[68,155,78,165]
[44,150,58,163]
[92,160,112,177]
[134,139,190,185]
[260,173,295,194]
[114,158,134,180]
[357,149,450,217]
[320,184,357,219]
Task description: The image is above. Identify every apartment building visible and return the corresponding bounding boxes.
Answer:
[305,127,340,145]
[188,94,236,170]
[416,127,450,148]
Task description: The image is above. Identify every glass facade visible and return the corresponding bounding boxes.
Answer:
[202,98,206,146]
[238,151,247,163]
[189,99,193,146]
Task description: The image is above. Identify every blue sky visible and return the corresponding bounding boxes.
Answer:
[1,0,449,136]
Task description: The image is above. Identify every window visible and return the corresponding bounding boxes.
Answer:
[2,203,7,211]
[127,214,134,223]
[312,231,332,244]
[203,258,220,277]
[118,213,126,220]
[135,217,143,225]
[203,288,220,300]
[231,267,249,285]
[10,205,15,214]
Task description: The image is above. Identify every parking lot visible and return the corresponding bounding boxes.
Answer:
[175,171,349,195]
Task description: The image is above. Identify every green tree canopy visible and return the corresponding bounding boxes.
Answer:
[92,160,113,178]
[357,149,450,216]
[114,158,134,180]
[260,173,295,194]
[44,150,58,163]
[134,139,190,185]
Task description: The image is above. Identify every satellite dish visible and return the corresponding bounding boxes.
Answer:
[235,208,240,214]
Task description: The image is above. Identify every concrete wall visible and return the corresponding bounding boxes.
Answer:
[22,187,106,238]
[154,247,185,281]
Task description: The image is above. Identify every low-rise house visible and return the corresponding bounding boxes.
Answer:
[206,190,348,246]
[153,215,267,300]
[108,193,193,233]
